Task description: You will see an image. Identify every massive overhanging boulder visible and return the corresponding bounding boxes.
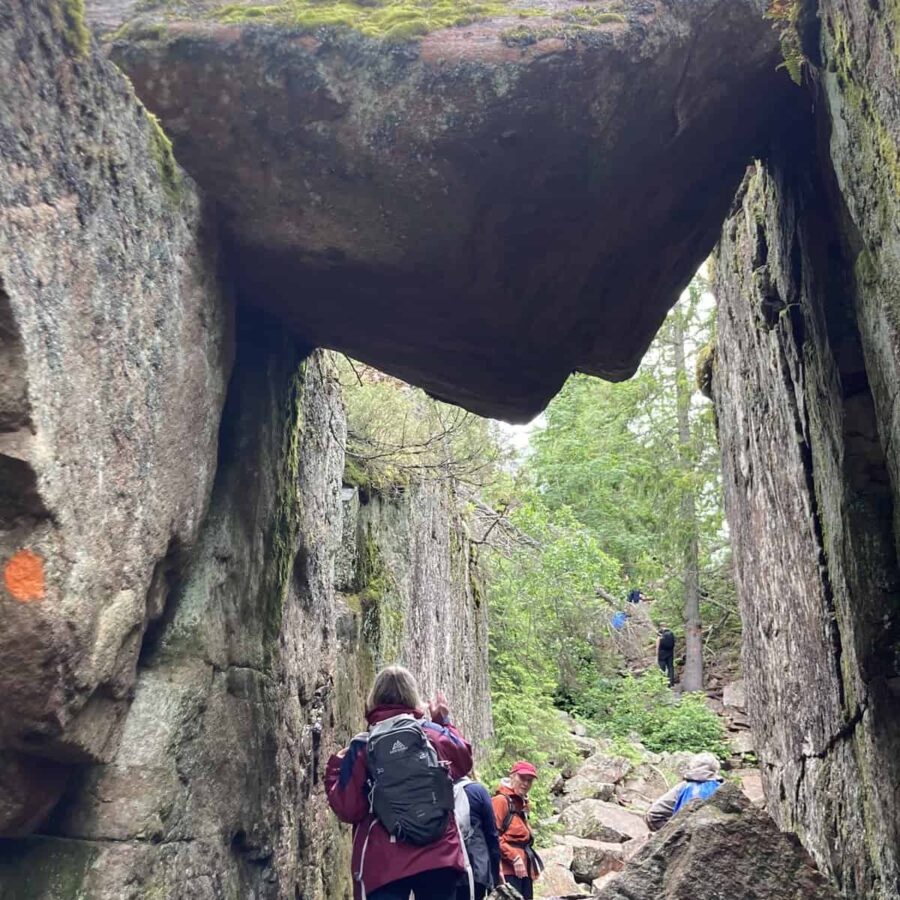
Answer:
[89,0,789,420]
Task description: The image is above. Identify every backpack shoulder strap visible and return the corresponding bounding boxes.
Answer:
[499,794,516,834]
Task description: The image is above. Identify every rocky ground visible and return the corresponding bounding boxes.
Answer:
[538,737,835,899]
[535,706,765,898]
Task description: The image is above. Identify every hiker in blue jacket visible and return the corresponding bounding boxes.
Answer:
[454,773,501,900]
[645,752,723,831]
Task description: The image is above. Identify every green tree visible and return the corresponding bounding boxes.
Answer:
[526,277,734,689]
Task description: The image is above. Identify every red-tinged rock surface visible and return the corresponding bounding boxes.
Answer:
[87,0,790,420]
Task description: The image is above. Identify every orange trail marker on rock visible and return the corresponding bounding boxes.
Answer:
[3,549,46,602]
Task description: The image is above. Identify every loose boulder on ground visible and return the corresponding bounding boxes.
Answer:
[557,799,648,844]
[564,836,628,883]
[594,783,839,899]
[557,778,615,809]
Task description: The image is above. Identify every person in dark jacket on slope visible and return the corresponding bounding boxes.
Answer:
[325,665,473,900]
[656,626,676,687]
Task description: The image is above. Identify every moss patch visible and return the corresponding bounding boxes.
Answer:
[562,8,625,26]
[355,527,403,662]
[146,111,182,203]
[265,360,308,650]
[53,0,91,57]
[695,342,716,399]
[829,12,900,205]
[211,0,626,41]
[343,455,372,491]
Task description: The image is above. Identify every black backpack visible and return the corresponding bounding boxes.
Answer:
[366,714,454,845]
[659,629,675,652]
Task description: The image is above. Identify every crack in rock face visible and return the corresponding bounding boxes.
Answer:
[89,0,790,420]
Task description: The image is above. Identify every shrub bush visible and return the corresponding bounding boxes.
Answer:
[582,672,729,757]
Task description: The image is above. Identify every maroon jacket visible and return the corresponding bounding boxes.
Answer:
[325,704,473,898]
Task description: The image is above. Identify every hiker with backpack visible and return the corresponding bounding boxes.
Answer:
[325,665,473,900]
[453,772,501,900]
[492,761,544,899]
[645,752,723,831]
[656,626,676,687]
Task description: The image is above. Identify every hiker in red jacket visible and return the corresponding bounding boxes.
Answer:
[325,665,474,900]
[492,761,544,899]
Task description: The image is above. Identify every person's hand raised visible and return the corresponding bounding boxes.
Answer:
[428,690,450,722]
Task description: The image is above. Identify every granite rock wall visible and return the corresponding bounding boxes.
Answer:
[712,117,900,898]
[0,0,232,837]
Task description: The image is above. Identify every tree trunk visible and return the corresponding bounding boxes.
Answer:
[673,310,704,692]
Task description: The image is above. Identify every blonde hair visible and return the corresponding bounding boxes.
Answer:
[366,665,422,714]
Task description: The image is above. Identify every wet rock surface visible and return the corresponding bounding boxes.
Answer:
[0,0,231,835]
[85,0,789,420]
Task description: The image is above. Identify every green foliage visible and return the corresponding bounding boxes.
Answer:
[483,502,620,827]
[481,278,737,821]
[488,502,622,701]
[526,278,739,652]
[586,672,729,757]
[481,686,576,830]
[765,0,804,85]
[338,358,508,490]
